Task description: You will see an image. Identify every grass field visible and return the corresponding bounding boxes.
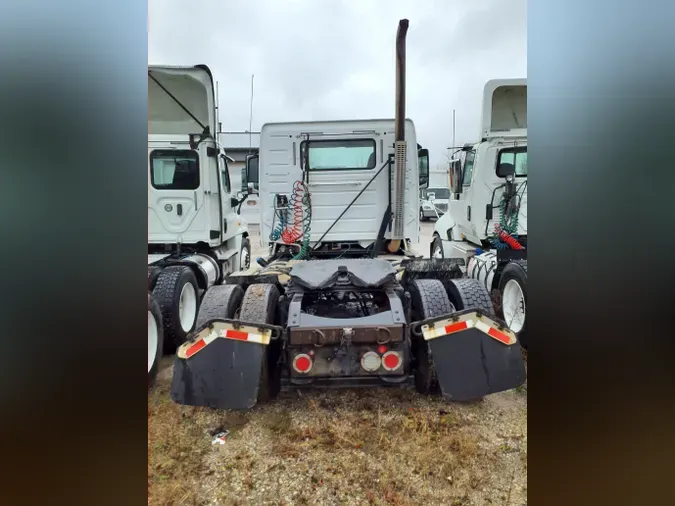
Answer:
[149,358,527,506]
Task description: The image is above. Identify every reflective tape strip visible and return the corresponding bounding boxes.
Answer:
[420,314,516,346]
[444,320,472,334]
[474,320,515,345]
[185,331,218,358]
[178,325,272,359]
[422,319,474,340]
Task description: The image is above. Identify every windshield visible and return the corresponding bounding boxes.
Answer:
[423,188,450,199]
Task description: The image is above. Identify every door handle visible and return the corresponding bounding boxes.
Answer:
[466,206,471,221]
[177,204,183,216]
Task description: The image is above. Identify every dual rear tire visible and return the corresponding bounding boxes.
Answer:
[152,266,200,353]
[148,292,163,390]
[498,260,528,349]
[409,277,496,396]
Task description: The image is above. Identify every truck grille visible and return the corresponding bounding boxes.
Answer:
[435,203,447,212]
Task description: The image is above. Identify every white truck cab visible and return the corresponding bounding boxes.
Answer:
[245,118,428,256]
[432,78,529,346]
[147,65,251,384]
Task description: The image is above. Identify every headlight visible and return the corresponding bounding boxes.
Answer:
[422,204,433,210]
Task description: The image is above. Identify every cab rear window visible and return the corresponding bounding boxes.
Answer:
[150,150,200,190]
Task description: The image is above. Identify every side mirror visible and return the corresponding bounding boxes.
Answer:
[418,148,429,189]
[450,159,463,195]
[240,167,248,192]
[245,154,259,195]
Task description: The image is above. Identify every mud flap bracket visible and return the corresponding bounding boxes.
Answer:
[170,319,284,410]
[412,309,526,401]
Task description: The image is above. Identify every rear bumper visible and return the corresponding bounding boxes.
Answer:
[170,309,526,409]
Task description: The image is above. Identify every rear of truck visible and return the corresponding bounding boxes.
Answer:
[168,19,526,410]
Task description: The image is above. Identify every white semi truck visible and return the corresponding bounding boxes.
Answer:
[147,65,251,387]
[166,20,526,410]
[431,78,528,347]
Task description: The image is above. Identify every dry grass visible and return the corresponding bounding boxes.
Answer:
[149,357,527,506]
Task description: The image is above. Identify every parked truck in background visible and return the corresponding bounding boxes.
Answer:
[147,65,251,387]
[431,78,528,347]
[419,186,451,221]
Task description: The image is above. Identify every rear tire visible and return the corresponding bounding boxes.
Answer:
[238,283,281,403]
[445,278,496,316]
[148,292,163,390]
[409,279,455,395]
[153,265,200,351]
[431,235,444,259]
[148,266,162,290]
[240,237,251,271]
[195,284,245,328]
[498,260,528,349]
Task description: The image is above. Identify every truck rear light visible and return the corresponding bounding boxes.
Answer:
[361,351,382,372]
[292,353,313,373]
[381,351,402,371]
[377,345,387,354]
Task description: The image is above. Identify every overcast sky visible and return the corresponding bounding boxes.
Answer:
[149,0,526,168]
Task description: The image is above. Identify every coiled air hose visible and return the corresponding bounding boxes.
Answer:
[490,184,524,250]
[279,181,312,260]
[269,196,287,242]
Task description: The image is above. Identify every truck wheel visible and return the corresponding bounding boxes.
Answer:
[239,283,281,403]
[431,235,444,259]
[498,260,528,348]
[148,266,162,290]
[445,278,496,317]
[195,284,245,328]
[409,278,455,395]
[148,292,163,390]
[240,237,251,270]
[152,265,200,351]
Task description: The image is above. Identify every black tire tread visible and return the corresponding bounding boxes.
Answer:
[430,235,444,259]
[409,279,454,395]
[195,284,245,328]
[152,265,199,349]
[148,266,162,290]
[410,278,455,319]
[238,284,280,403]
[240,237,251,270]
[446,278,496,316]
[148,291,163,390]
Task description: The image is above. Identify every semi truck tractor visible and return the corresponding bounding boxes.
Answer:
[431,79,528,347]
[168,20,526,409]
[147,65,251,387]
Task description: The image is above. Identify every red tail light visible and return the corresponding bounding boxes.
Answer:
[381,351,402,371]
[293,353,313,373]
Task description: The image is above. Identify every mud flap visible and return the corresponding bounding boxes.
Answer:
[170,319,282,410]
[417,310,526,401]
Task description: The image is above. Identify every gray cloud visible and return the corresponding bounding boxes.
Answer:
[149,0,526,168]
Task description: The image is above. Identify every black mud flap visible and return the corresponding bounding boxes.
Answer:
[415,309,526,401]
[170,319,282,410]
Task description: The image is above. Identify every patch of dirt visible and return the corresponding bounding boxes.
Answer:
[149,359,527,506]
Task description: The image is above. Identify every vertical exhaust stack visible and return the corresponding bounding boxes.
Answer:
[392,19,409,243]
